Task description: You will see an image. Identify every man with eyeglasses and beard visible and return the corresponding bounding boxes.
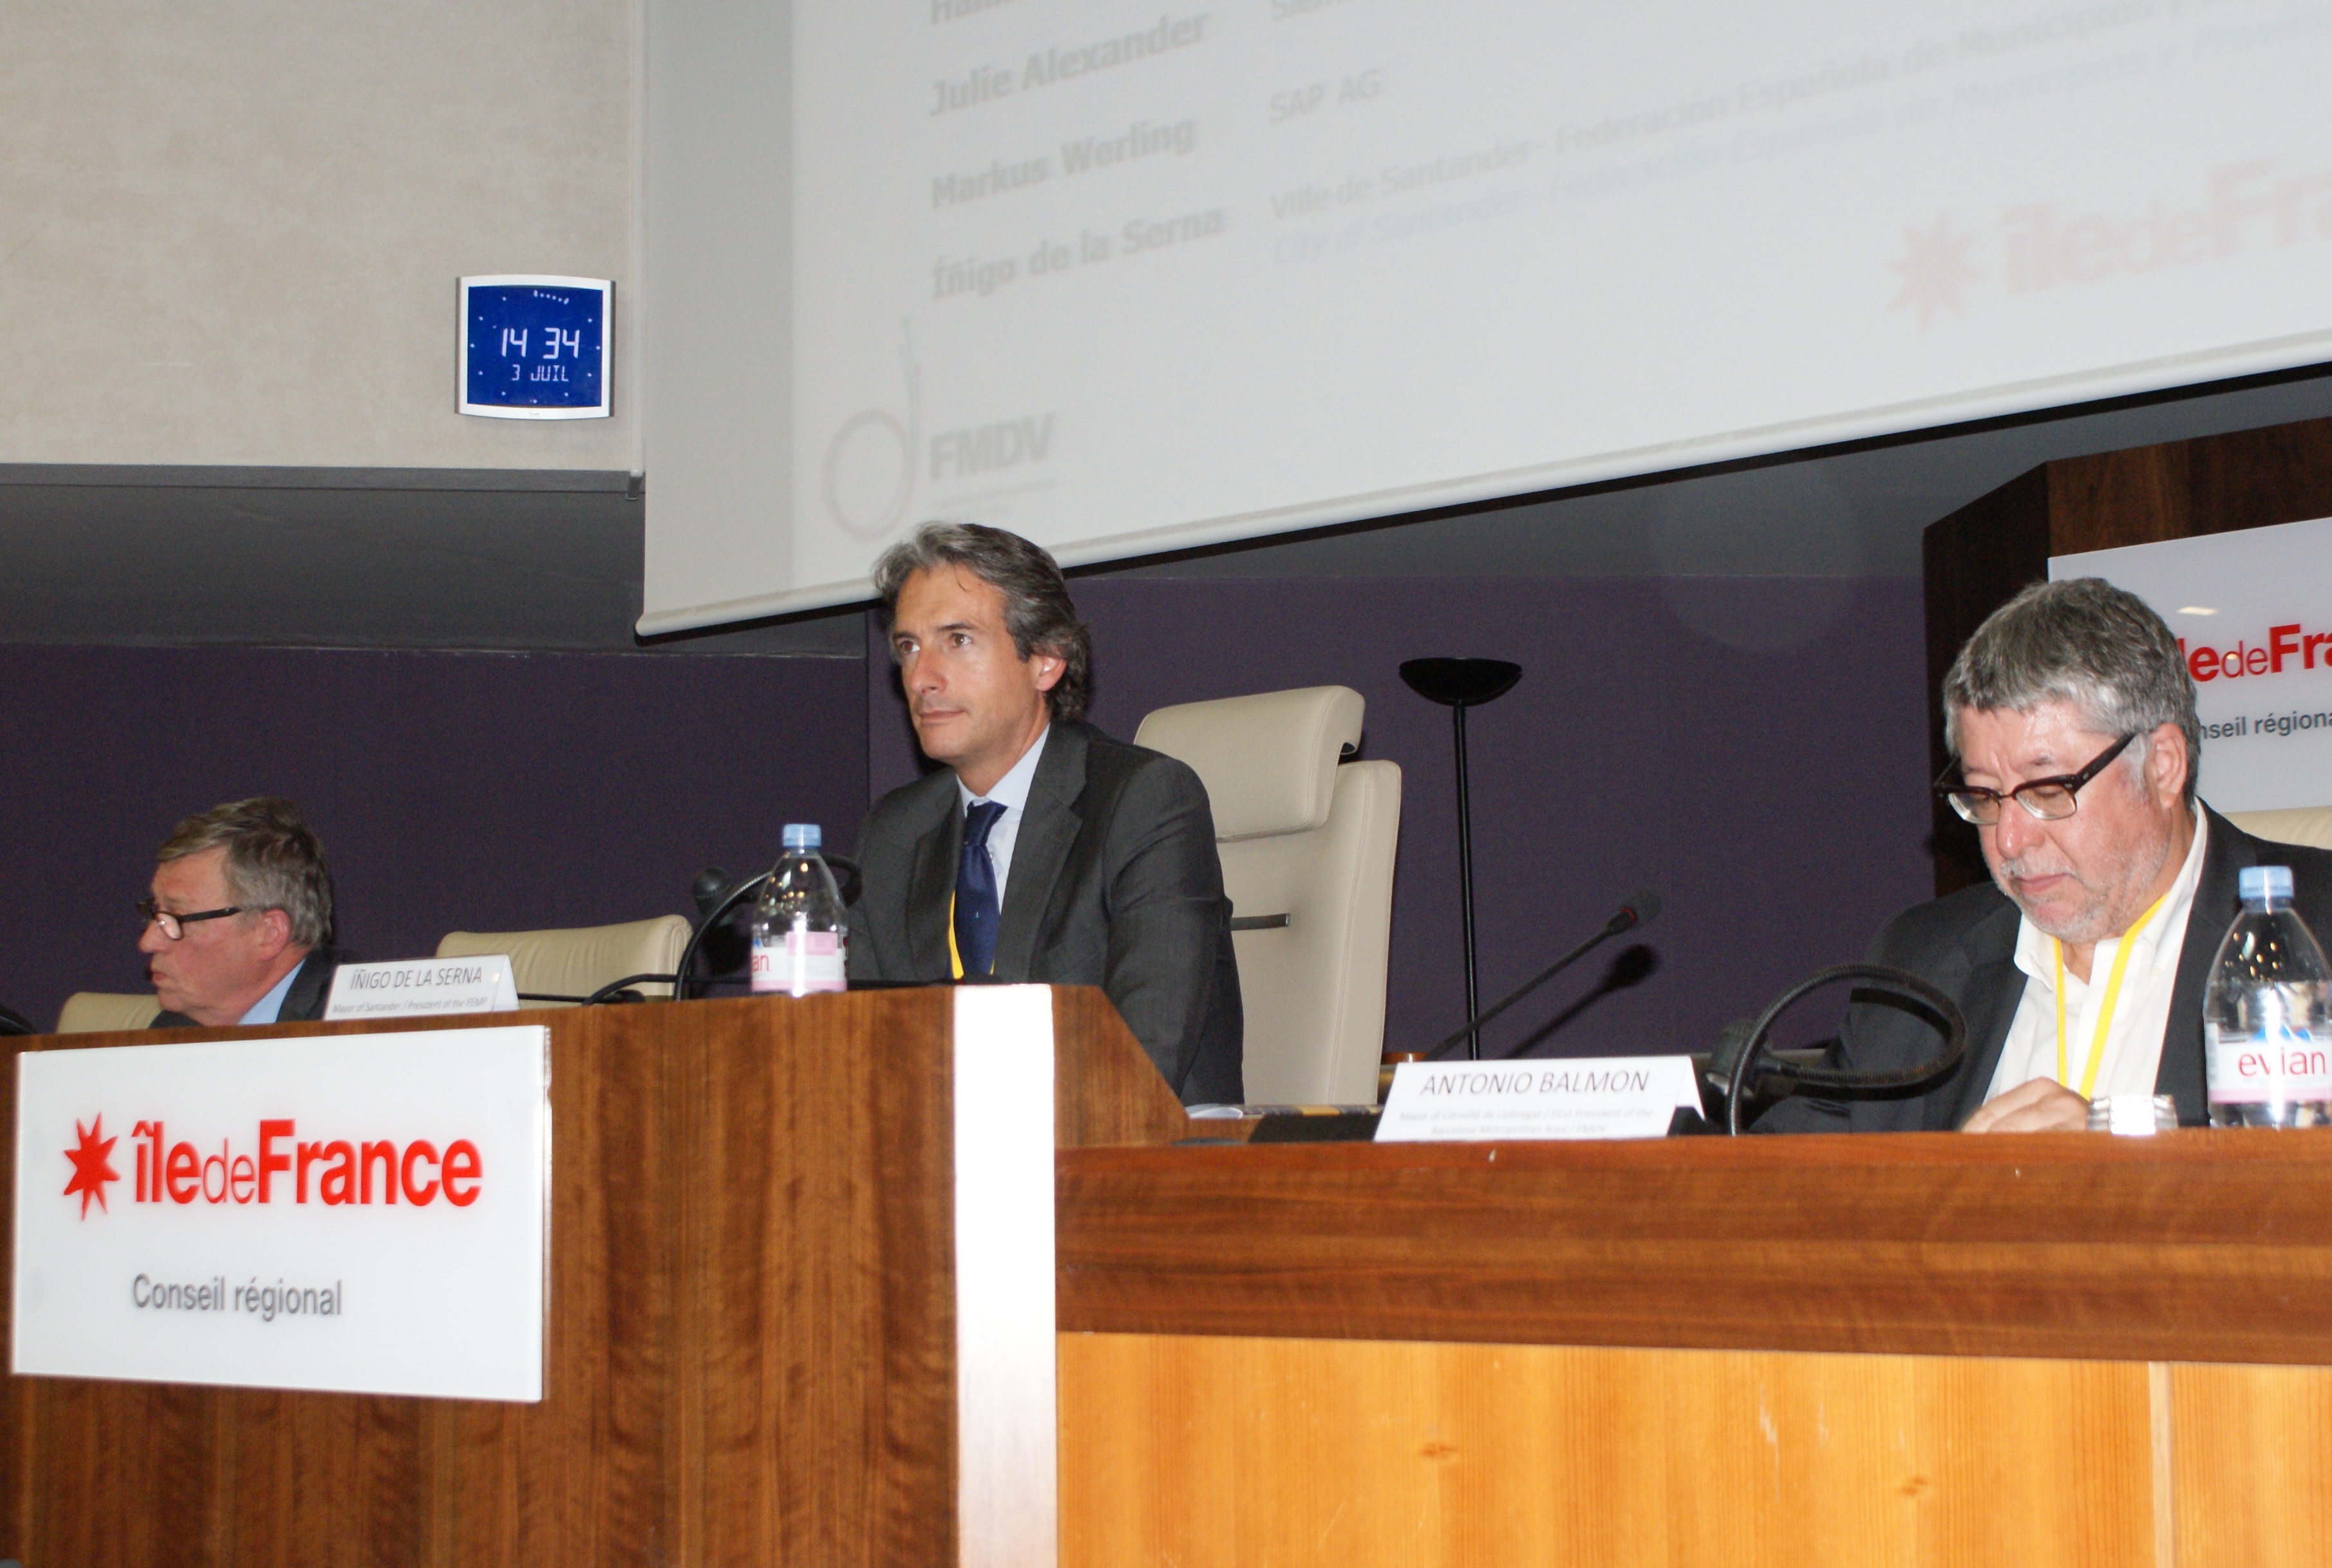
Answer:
[1758,577,2332,1134]
[138,798,348,1029]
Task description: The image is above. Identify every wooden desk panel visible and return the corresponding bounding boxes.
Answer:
[1058,1341,2332,1568]
[1059,1334,2159,1568]
[1059,1128,2332,1364]
[1056,1129,2332,1566]
[2168,1363,2332,1568]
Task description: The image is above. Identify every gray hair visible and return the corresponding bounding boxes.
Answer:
[158,797,335,948]
[1943,577,2200,804]
[871,522,1093,723]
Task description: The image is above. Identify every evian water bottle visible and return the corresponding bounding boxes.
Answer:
[2205,865,2331,1127]
[750,824,848,996]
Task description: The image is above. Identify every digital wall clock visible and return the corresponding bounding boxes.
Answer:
[458,275,611,420]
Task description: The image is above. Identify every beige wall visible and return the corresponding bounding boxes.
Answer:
[0,1,636,470]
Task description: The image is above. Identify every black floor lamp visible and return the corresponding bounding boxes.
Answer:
[1399,658,1522,1061]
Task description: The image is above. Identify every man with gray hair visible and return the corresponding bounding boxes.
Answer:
[850,522,1243,1103]
[140,797,346,1029]
[1760,577,2332,1133]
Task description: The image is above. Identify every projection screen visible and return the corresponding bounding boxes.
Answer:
[640,0,2332,634]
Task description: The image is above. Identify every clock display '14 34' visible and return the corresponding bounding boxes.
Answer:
[458,275,611,420]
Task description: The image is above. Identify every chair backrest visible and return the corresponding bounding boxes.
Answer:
[2226,805,2332,852]
[437,915,692,1007]
[1136,686,1400,1105]
[57,992,162,1034]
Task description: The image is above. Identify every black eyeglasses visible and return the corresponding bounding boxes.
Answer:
[136,897,247,941]
[1935,733,2137,826]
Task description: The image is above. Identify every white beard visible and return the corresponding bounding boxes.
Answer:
[1997,828,2174,946]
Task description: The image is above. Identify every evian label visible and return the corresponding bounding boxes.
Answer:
[2207,1020,2332,1105]
[14,1025,547,1401]
[751,926,847,995]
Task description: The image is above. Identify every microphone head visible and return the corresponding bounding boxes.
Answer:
[1615,888,1663,930]
[691,866,735,921]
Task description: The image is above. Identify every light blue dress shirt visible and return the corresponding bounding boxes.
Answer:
[238,958,305,1026]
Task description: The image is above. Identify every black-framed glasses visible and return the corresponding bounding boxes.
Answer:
[136,897,246,941]
[1935,733,2137,826]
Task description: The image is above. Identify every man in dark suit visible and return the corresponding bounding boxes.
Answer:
[1760,577,2332,1134]
[142,797,346,1028]
[848,523,1243,1104]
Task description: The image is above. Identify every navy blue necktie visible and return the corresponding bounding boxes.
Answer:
[954,800,1007,978]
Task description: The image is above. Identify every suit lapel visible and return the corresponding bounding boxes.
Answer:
[2157,808,2248,1122]
[1944,902,2029,1128]
[991,725,1086,982]
[281,949,333,1022]
[907,794,962,978]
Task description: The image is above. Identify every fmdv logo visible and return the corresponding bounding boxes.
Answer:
[930,413,1056,481]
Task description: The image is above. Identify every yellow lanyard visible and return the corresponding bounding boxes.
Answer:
[2053,888,2172,1098]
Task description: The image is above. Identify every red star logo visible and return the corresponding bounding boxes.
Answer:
[1888,215,1982,328]
[62,1115,119,1219]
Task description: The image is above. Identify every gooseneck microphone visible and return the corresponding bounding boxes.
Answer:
[1417,888,1662,1061]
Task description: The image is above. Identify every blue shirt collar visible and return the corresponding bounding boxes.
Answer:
[955,723,1049,812]
[238,956,306,1027]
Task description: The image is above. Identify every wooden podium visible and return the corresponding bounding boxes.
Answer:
[0,986,1186,1567]
[8,990,2332,1567]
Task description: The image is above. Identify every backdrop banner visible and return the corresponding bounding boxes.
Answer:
[2054,514,2332,814]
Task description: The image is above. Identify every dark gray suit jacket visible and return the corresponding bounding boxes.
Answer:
[1757,808,2332,1132]
[848,721,1244,1104]
[153,945,347,1031]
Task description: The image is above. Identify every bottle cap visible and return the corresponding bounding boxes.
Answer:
[2239,864,2294,902]
[782,823,822,851]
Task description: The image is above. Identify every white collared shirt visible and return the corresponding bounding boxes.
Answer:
[955,725,1049,910]
[1985,807,2210,1105]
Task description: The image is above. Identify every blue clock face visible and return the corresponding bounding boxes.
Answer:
[465,284,605,409]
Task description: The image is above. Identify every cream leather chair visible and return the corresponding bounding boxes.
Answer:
[1135,686,1401,1105]
[437,915,691,1007]
[56,993,162,1033]
[2227,806,2332,852]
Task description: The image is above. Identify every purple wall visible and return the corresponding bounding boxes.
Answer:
[5,573,1933,1062]
[867,577,1933,1062]
[0,646,866,1031]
